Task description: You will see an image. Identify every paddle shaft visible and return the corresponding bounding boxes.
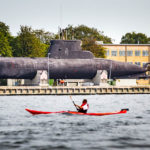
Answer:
[70,96,79,111]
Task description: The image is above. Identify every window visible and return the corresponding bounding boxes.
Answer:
[119,50,125,56]
[135,62,141,66]
[111,50,117,56]
[143,50,149,56]
[135,50,140,56]
[106,50,109,56]
[127,50,133,56]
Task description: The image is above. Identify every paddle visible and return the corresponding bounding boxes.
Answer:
[70,96,79,111]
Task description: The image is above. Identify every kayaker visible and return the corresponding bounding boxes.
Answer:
[75,99,89,113]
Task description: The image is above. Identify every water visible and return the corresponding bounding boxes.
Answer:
[0,94,150,150]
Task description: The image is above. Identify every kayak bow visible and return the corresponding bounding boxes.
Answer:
[25,108,129,116]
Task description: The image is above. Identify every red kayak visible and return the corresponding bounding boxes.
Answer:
[25,108,129,116]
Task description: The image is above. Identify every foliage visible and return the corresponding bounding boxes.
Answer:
[12,26,49,57]
[0,22,111,58]
[63,25,112,44]
[0,21,10,37]
[120,32,150,44]
[0,79,7,85]
[62,25,110,58]
[0,32,12,56]
[34,29,55,45]
[82,39,106,58]
[0,22,12,56]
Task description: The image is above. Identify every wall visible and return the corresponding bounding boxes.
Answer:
[102,44,150,85]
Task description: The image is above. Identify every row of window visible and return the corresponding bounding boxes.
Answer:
[107,50,149,56]
[128,62,147,67]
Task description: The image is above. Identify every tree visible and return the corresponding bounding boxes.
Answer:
[34,29,55,45]
[0,32,12,56]
[56,25,111,58]
[120,32,150,44]
[0,79,7,85]
[0,21,10,37]
[82,39,106,58]
[0,22,12,56]
[63,24,112,44]
[12,26,49,57]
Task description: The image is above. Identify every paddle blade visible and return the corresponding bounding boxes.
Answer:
[121,108,129,111]
[120,108,129,113]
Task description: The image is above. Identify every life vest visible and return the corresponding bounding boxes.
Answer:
[81,103,89,110]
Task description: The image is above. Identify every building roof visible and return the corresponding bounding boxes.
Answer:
[102,44,150,46]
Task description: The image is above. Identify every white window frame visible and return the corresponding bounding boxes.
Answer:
[135,50,140,56]
[127,50,133,56]
[119,50,125,56]
[142,50,149,56]
[111,50,117,56]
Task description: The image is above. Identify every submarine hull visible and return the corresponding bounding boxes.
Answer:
[0,57,148,79]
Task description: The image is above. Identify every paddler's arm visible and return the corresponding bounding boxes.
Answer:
[74,104,82,109]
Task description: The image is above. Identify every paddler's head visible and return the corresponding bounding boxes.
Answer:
[82,99,87,104]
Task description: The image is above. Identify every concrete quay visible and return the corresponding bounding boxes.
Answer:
[0,86,150,95]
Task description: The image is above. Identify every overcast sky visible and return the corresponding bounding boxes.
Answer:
[0,0,150,43]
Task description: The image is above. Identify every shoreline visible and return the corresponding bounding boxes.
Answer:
[0,85,150,95]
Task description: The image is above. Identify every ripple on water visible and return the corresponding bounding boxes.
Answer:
[0,95,150,150]
[146,110,150,114]
[135,116,143,119]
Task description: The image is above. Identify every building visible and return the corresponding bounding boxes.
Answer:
[102,44,150,85]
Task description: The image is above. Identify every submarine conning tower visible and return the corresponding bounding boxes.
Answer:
[48,40,94,59]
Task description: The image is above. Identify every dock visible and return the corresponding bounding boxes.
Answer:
[0,86,150,95]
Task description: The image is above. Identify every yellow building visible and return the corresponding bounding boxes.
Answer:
[102,44,150,85]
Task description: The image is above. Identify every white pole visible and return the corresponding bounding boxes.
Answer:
[48,53,50,86]
[109,61,112,79]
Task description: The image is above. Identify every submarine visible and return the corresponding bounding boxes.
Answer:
[0,40,149,80]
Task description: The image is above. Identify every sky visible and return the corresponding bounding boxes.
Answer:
[0,0,150,43]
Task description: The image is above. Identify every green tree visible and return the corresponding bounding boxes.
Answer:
[0,21,10,37]
[0,21,12,56]
[0,79,7,85]
[63,25,112,44]
[60,25,110,58]
[13,26,49,57]
[82,39,106,58]
[0,32,12,56]
[34,29,55,45]
[121,32,150,44]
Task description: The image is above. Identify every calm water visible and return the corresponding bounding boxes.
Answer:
[0,94,150,150]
